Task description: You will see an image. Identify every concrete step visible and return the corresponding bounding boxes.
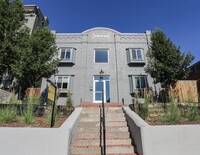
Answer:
[82,107,123,111]
[77,126,129,133]
[79,117,126,122]
[71,146,134,154]
[78,121,127,127]
[71,147,101,154]
[76,132,130,139]
[81,111,124,115]
[82,107,122,111]
[81,113,125,118]
[80,102,124,107]
[74,139,132,146]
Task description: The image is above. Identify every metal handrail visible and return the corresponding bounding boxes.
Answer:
[102,89,106,155]
[100,106,103,154]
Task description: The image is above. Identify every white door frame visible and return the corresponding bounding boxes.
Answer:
[93,76,110,103]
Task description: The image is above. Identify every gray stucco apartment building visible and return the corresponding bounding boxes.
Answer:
[41,27,159,105]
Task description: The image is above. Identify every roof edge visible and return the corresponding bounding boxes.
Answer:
[82,27,120,34]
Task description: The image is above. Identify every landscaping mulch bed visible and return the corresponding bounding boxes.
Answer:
[0,115,69,128]
[131,103,200,125]
[146,115,200,125]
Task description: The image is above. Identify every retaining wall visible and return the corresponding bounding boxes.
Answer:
[124,107,200,155]
[0,107,82,155]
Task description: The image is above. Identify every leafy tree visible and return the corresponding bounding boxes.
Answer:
[11,28,59,95]
[0,0,24,77]
[0,0,58,99]
[145,29,194,87]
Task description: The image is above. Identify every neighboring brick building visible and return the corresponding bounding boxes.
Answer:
[188,61,200,80]
[41,27,160,105]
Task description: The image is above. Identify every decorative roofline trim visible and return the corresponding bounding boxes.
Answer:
[82,27,120,34]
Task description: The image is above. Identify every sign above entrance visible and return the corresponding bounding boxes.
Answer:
[93,33,110,39]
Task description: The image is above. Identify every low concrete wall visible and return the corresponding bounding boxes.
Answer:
[123,107,200,155]
[0,107,82,155]
[61,107,82,154]
[123,107,149,155]
[142,125,200,155]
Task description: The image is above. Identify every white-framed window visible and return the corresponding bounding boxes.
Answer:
[94,49,109,63]
[56,76,70,92]
[126,48,145,63]
[129,75,148,98]
[59,47,75,63]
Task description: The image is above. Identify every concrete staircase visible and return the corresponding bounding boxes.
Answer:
[71,105,137,155]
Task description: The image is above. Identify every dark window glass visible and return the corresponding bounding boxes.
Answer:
[132,50,137,59]
[140,77,146,88]
[134,76,148,89]
[130,49,143,60]
[135,77,140,88]
[95,50,108,63]
[60,48,72,60]
[57,83,62,88]
[56,76,69,90]
[137,49,142,60]
[61,50,65,59]
[63,83,68,89]
[65,51,71,59]
[132,75,148,98]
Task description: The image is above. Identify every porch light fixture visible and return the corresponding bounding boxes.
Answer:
[99,69,104,79]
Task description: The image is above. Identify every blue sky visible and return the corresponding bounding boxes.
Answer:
[23,0,200,64]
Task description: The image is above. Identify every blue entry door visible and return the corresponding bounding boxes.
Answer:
[93,76,110,103]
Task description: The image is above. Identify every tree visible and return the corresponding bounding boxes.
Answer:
[11,28,59,95]
[145,29,194,87]
[0,0,24,77]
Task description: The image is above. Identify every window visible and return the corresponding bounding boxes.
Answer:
[127,48,145,64]
[59,48,75,63]
[95,49,108,63]
[129,75,148,98]
[56,76,70,92]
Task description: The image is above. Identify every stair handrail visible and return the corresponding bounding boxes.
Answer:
[100,106,103,154]
[101,89,106,155]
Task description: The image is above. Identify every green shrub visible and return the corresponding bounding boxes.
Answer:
[21,105,35,125]
[20,96,38,125]
[186,104,199,121]
[158,102,181,124]
[47,106,59,126]
[138,99,149,120]
[0,107,17,123]
[187,97,195,104]
[66,90,73,107]
[25,96,40,105]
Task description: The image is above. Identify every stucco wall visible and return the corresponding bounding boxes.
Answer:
[142,125,200,155]
[0,107,82,155]
[123,107,200,155]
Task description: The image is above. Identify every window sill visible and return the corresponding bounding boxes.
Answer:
[59,59,74,64]
[128,59,145,64]
[59,89,68,93]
